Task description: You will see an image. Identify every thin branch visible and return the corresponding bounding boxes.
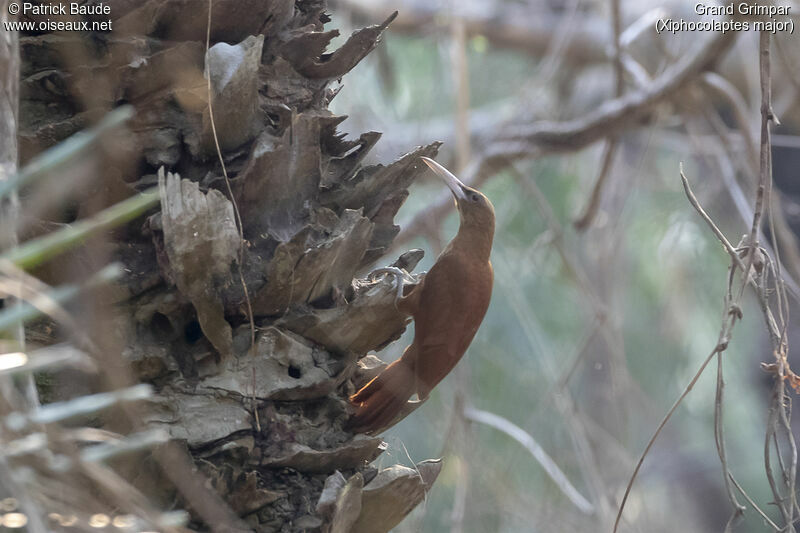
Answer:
[610,0,623,96]
[450,9,470,173]
[486,25,736,154]
[570,0,626,232]
[612,346,719,532]
[754,30,797,531]
[615,164,753,532]
[573,138,617,231]
[205,0,259,431]
[533,0,581,85]
[463,407,594,515]
[729,473,780,531]
[496,168,618,525]
[395,26,738,248]
[679,165,744,271]
[0,0,38,414]
[448,13,471,529]
[333,0,609,65]
[701,72,759,171]
[713,269,745,520]
[698,110,800,300]
[738,31,776,302]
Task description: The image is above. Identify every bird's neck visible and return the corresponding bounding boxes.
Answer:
[450,220,494,262]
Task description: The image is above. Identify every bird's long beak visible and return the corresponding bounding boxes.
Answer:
[421,157,467,201]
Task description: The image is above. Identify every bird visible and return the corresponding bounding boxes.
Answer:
[348,156,495,434]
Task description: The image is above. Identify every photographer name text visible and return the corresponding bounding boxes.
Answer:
[4,2,112,32]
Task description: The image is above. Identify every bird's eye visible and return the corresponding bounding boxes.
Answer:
[470,193,480,202]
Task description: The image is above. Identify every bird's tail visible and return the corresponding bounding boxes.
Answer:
[348,357,415,434]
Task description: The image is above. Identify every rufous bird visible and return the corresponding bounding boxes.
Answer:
[348,157,495,433]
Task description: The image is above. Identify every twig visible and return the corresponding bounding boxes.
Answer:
[448,391,470,533]
[205,0,259,430]
[0,344,95,377]
[494,242,614,524]
[612,346,718,532]
[571,0,630,232]
[448,10,471,531]
[80,429,170,464]
[488,24,735,154]
[617,31,796,533]
[0,264,120,333]
[698,110,800,300]
[533,0,581,85]
[729,473,780,531]
[333,0,610,65]
[554,317,604,391]
[0,107,133,202]
[738,31,775,302]
[573,138,617,230]
[395,25,738,248]
[713,268,745,521]
[1,188,159,270]
[615,164,754,532]
[701,72,759,171]
[620,8,667,49]
[679,165,744,270]
[5,384,153,430]
[753,31,796,532]
[609,0,623,96]
[463,407,594,515]
[154,442,252,533]
[450,8,470,173]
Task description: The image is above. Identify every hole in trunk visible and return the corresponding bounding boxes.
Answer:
[184,320,203,344]
[150,312,173,338]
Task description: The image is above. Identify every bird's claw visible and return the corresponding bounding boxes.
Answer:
[368,266,416,309]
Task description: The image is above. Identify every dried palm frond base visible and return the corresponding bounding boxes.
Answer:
[10,0,442,531]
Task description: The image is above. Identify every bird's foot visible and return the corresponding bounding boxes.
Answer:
[368,266,416,309]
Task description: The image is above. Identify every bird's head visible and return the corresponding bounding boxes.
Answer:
[421,157,495,231]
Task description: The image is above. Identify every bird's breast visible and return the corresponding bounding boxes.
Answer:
[413,254,493,354]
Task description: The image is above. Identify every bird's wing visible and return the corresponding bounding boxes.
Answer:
[410,342,457,399]
[412,253,492,376]
[412,253,468,344]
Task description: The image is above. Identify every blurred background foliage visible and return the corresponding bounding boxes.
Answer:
[327,3,789,531]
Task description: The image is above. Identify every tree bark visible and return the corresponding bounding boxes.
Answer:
[17,0,441,530]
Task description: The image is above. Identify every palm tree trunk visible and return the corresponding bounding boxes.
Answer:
[17,1,441,530]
